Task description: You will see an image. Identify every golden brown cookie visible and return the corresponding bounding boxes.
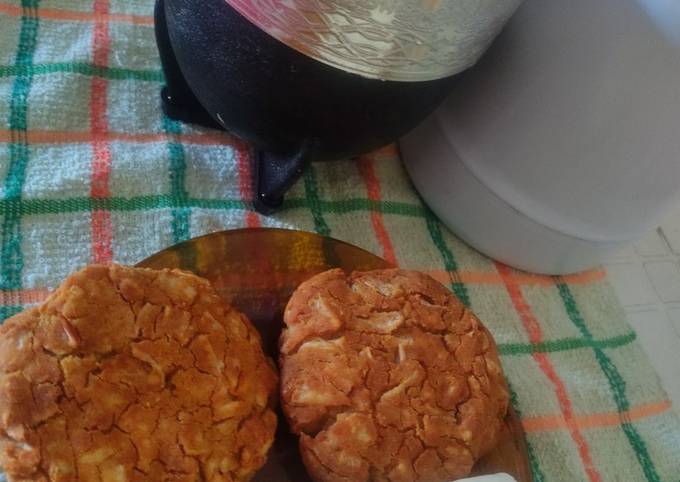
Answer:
[280,269,509,482]
[0,264,278,482]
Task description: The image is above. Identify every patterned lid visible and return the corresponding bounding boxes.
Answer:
[224,0,523,81]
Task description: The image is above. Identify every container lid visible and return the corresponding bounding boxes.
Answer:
[224,0,522,81]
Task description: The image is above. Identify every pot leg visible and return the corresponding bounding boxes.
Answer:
[154,0,221,129]
[253,140,317,214]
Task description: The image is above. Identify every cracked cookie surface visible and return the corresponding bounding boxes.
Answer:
[0,264,278,482]
[280,269,509,482]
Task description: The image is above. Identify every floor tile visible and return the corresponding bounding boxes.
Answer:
[635,228,670,257]
[605,263,659,307]
[644,261,680,303]
[626,310,680,408]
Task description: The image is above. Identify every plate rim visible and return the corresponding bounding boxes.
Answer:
[136,227,395,269]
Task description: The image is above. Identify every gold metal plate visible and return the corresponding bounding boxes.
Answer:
[138,228,533,481]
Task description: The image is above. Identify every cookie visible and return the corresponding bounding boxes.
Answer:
[280,269,509,482]
[0,264,278,482]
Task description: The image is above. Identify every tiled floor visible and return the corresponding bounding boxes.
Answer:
[605,207,680,412]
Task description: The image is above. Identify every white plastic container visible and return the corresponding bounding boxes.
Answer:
[401,0,680,274]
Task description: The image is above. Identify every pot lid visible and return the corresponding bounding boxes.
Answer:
[224,0,522,81]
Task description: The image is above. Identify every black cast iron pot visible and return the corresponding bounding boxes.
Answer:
[155,0,457,212]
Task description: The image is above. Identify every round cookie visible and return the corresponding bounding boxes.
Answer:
[280,269,509,482]
[0,264,278,482]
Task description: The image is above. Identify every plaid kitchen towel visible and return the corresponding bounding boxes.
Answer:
[0,1,679,481]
